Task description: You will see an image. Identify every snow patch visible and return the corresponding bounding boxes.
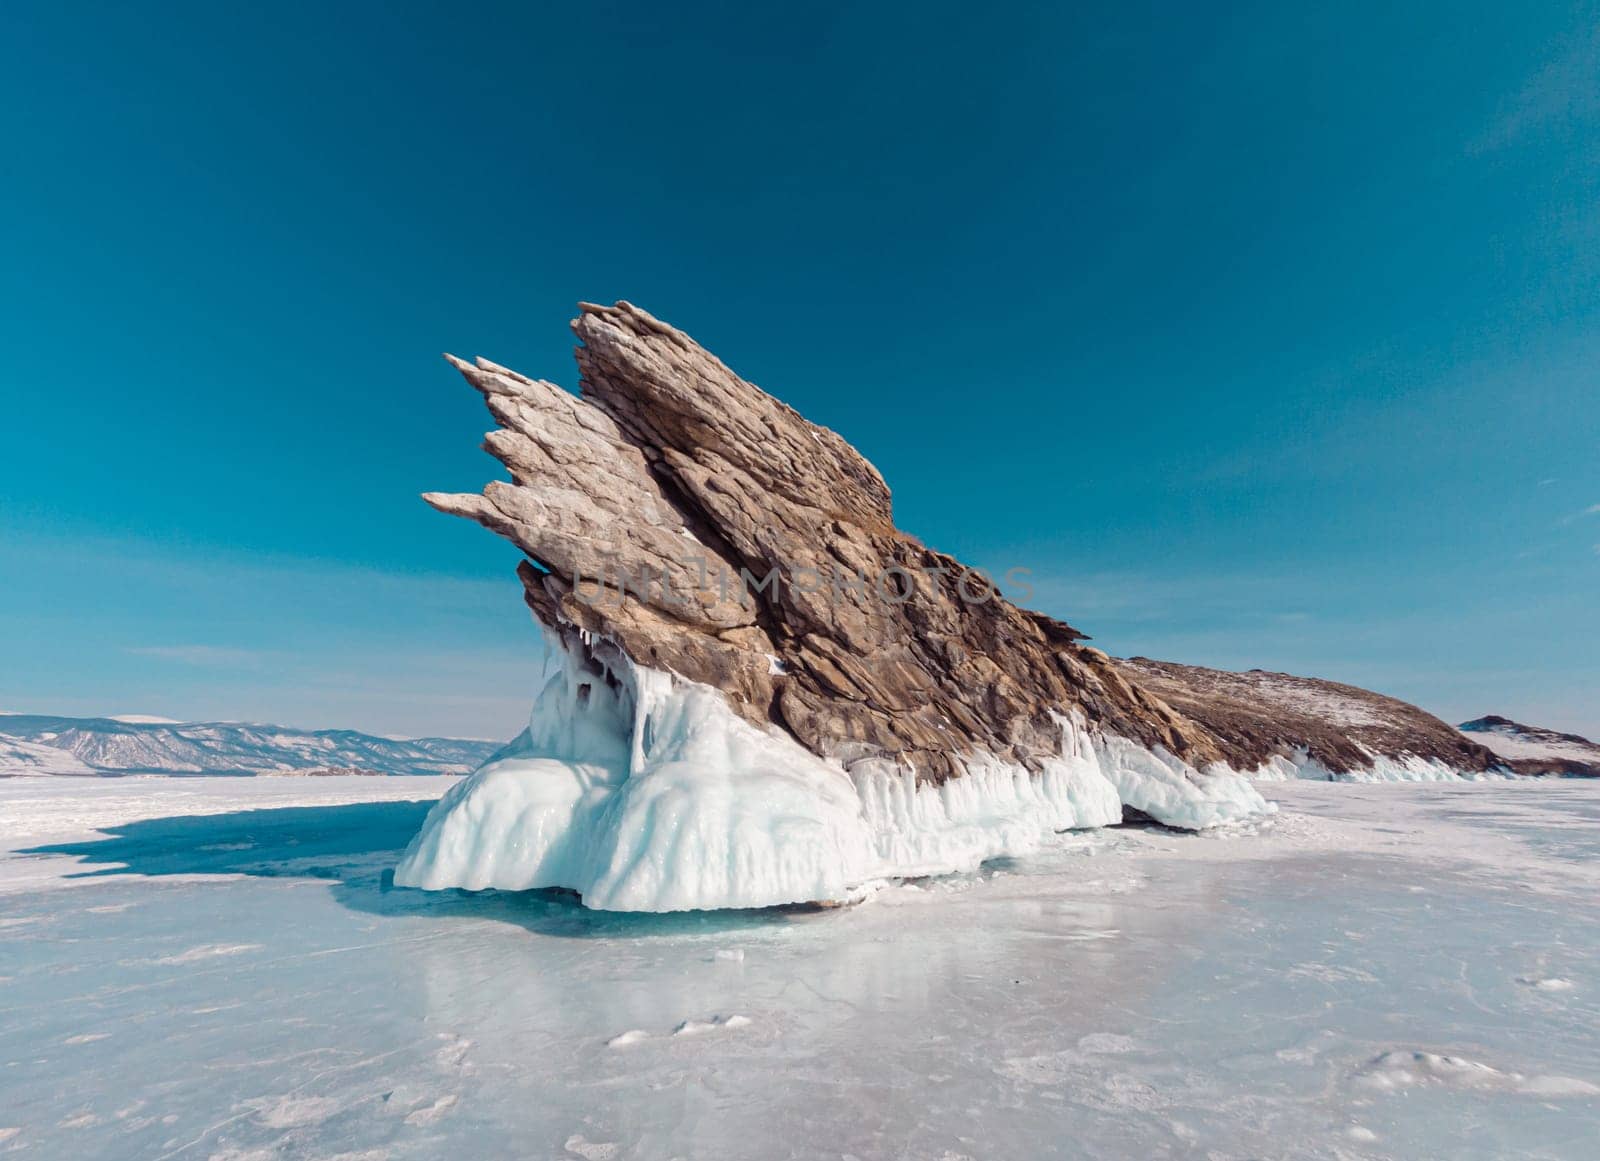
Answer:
[255,1095,343,1128]
[1517,975,1574,992]
[673,1014,751,1036]
[563,1134,619,1160]
[154,943,262,965]
[402,1094,458,1126]
[1077,1032,1139,1054]
[1354,1050,1599,1096]
[1229,674,1388,727]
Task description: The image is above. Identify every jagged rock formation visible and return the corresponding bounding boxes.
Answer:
[402,301,1518,910]
[426,301,1221,786]
[1116,659,1502,778]
[1458,715,1600,776]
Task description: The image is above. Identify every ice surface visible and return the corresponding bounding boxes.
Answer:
[4,776,1600,1159]
[394,646,1270,910]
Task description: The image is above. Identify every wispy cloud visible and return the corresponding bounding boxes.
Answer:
[1473,25,1600,151]
[126,645,265,667]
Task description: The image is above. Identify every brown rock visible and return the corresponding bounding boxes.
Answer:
[428,301,1502,783]
[426,302,1227,786]
[1115,658,1501,774]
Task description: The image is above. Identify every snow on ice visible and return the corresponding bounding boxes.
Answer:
[3,773,1600,1158]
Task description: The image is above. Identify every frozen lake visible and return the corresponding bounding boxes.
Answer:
[2,776,1597,1159]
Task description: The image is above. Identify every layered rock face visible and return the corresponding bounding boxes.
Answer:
[1117,659,1502,779]
[425,301,1218,783]
[397,301,1501,910]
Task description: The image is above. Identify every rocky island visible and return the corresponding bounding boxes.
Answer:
[395,302,1504,911]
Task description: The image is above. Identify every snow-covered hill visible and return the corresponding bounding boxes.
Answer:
[0,735,98,776]
[1459,716,1600,776]
[0,714,502,777]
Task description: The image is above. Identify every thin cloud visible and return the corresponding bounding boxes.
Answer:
[1556,503,1600,526]
[126,645,265,667]
[1473,25,1600,152]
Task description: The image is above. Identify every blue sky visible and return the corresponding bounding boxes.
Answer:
[2,1,1596,740]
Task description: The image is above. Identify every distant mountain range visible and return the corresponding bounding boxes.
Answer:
[1458,716,1600,777]
[0,713,503,777]
[4,707,1592,781]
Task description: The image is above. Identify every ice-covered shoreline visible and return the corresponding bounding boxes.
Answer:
[392,630,1526,912]
[1241,748,1511,783]
[393,646,1275,911]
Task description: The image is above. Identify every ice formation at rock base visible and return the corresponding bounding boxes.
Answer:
[1243,749,1510,783]
[395,631,1513,912]
[395,636,1280,911]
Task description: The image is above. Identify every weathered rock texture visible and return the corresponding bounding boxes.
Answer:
[1116,659,1500,775]
[428,301,1500,782]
